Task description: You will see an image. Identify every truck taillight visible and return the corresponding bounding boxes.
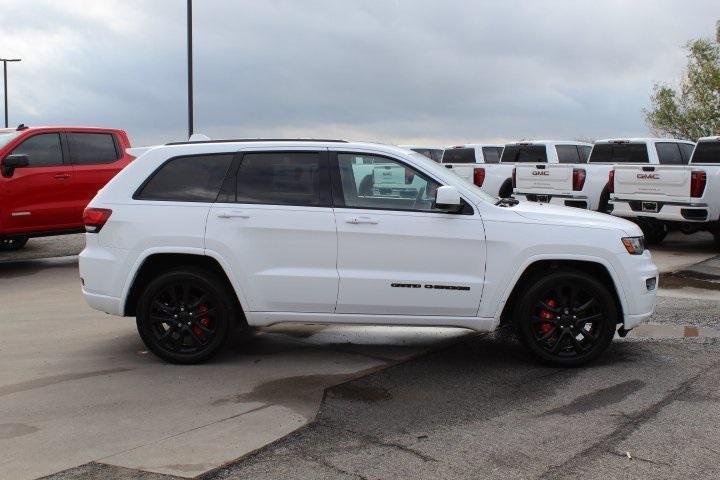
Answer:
[83,208,112,233]
[608,170,615,194]
[691,170,706,198]
[512,167,517,188]
[572,168,586,191]
[473,167,485,187]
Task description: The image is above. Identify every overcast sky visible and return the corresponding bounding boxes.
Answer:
[1,0,717,146]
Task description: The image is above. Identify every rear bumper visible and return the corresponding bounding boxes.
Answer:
[610,198,710,223]
[515,192,588,209]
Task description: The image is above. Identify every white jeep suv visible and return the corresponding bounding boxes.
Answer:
[79,139,658,366]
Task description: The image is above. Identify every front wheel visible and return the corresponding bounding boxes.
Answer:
[0,237,29,251]
[514,270,618,367]
[136,267,242,364]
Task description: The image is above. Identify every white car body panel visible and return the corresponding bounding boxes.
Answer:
[440,144,506,195]
[79,140,658,333]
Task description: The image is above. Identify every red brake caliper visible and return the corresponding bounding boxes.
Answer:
[193,305,210,338]
[539,299,557,335]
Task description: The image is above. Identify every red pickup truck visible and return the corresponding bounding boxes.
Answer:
[0,125,133,251]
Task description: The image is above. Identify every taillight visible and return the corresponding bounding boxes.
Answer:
[512,168,517,188]
[473,167,485,187]
[572,168,586,191]
[691,170,706,198]
[83,208,112,233]
[608,170,615,194]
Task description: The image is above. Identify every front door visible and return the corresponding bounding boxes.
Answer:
[1,132,75,234]
[331,151,486,316]
[205,149,338,314]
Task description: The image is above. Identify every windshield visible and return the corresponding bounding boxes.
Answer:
[0,131,20,149]
[690,141,720,164]
[407,151,498,204]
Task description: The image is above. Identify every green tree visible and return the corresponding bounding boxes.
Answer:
[645,21,720,140]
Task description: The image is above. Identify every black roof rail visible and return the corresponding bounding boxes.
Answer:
[165,138,348,146]
[16,123,29,131]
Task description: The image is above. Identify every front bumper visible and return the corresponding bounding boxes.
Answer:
[614,250,659,329]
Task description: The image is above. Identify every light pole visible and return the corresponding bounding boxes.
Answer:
[187,0,193,139]
[1,58,21,128]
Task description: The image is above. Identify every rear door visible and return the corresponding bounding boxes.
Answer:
[66,131,125,219]
[205,148,339,314]
[332,150,485,317]
[1,132,76,233]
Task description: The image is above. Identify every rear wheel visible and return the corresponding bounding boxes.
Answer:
[0,237,29,251]
[136,267,245,364]
[514,270,618,367]
[498,179,513,199]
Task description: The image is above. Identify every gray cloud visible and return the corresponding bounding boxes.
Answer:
[1,0,717,146]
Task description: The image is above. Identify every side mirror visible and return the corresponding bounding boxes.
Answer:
[2,154,29,177]
[434,185,462,212]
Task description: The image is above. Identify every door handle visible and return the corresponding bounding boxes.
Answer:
[217,210,250,219]
[53,174,70,180]
[445,165,453,169]
[346,216,378,224]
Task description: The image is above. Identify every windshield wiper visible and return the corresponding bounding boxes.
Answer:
[495,197,519,207]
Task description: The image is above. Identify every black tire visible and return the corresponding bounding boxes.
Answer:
[136,267,246,364]
[597,188,610,213]
[514,269,618,367]
[498,179,513,199]
[636,219,669,245]
[0,237,28,251]
[713,231,720,249]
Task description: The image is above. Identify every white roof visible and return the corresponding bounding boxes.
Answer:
[504,140,592,147]
[596,137,695,145]
[697,136,720,142]
[399,145,444,150]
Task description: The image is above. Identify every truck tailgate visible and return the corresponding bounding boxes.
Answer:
[613,165,690,200]
[515,164,573,193]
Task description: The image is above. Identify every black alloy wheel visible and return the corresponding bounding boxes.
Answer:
[136,268,240,364]
[515,270,617,367]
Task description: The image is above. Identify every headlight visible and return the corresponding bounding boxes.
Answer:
[622,236,645,255]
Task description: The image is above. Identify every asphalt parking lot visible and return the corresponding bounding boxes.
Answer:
[1,231,719,480]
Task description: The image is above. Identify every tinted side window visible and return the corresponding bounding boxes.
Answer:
[481,147,501,164]
[502,145,547,163]
[556,145,581,164]
[68,133,119,165]
[336,153,447,212]
[236,152,329,207]
[136,154,233,202]
[679,143,695,164]
[690,141,720,164]
[656,143,683,165]
[589,143,649,163]
[10,133,63,167]
[579,145,591,163]
[442,148,476,163]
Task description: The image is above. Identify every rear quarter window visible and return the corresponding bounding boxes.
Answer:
[442,148,476,164]
[68,133,119,165]
[135,154,233,202]
[481,147,502,164]
[691,141,720,164]
[655,142,684,165]
[589,143,649,163]
[501,145,547,163]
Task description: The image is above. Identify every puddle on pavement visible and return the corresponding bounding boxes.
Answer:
[628,324,720,339]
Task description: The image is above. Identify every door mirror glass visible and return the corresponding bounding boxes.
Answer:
[435,185,461,210]
[2,154,29,177]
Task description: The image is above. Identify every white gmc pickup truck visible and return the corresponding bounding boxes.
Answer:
[510,141,593,209]
[610,137,717,245]
[441,144,506,194]
[79,139,658,367]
